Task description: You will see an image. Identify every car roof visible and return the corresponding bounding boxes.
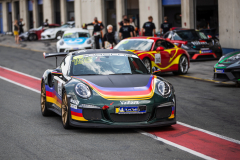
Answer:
[72,49,135,56]
[174,29,196,32]
[64,28,89,33]
[127,37,164,41]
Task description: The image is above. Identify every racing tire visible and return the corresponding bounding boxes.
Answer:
[28,34,37,41]
[61,92,71,129]
[173,55,189,75]
[40,82,51,116]
[143,58,152,73]
[55,31,62,39]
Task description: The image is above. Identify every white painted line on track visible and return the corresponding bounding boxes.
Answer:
[0,66,41,80]
[177,121,240,145]
[136,129,217,160]
[0,76,40,94]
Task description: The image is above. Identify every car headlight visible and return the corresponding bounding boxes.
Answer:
[87,39,92,44]
[224,53,240,62]
[157,80,171,97]
[181,44,189,49]
[75,83,91,99]
[60,40,64,45]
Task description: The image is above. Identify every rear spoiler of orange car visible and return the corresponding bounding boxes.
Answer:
[43,52,68,67]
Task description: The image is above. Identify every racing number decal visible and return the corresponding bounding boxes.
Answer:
[58,81,62,97]
[155,54,161,64]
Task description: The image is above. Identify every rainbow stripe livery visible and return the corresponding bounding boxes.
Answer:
[45,85,62,108]
[73,75,157,100]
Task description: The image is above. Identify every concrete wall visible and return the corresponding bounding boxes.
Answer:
[181,0,194,29]
[43,0,54,24]
[19,0,28,31]
[116,0,125,31]
[32,0,39,28]
[139,0,161,31]
[219,0,240,49]
[60,0,67,25]
[79,0,104,26]
[2,2,8,32]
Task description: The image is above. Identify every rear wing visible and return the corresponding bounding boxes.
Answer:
[43,52,68,67]
[43,52,68,59]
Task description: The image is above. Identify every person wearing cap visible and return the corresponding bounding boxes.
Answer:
[141,16,156,36]
[87,17,104,49]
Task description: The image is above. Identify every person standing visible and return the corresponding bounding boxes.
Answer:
[102,25,117,49]
[14,20,19,44]
[119,15,127,28]
[160,16,172,34]
[129,18,136,37]
[141,16,156,36]
[87,17,104,49]
[18,18,25,35]
[43,19,49,27]
[119,19,133,40]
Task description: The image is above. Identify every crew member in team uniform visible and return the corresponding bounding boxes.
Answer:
[141,16,156,36]
[87,17,104,49]
[119,19,133,40]
[160,16,172,34]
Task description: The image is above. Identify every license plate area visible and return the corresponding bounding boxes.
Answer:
[215,69,224,73]
[200,49,212,53]
[115,106,147,114]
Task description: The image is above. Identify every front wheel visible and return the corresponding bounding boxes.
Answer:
[61,92,71,129]
[173,55,189,75]
[143,58,152,73]
[29,34,37,41]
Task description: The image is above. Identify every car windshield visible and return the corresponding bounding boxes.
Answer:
[60,23,70,28]
[63,32,90,38]
[175,30,208,40]
[114,39,153,51]
[70,53,149,76]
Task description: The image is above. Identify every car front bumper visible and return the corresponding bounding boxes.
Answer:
[58,45,93,52]
[41,33,55,40]
[213,68,240,82]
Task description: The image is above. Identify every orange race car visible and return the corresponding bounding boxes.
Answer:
[114,37,190,75]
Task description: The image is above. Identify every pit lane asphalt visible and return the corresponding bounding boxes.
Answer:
[0,46,239,159]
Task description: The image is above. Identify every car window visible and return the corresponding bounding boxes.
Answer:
[163,32,169,38]
[154,40,174,50]
[154,40,166,50]
[165,41,175,49]
[172,33,182,40]
[70,54,149,75]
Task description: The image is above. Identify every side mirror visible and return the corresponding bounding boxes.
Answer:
[156,47,164,52]
[207,35,212,39]
[166,38,171,41]
[51,68,62,76]
[109,46,113,49]
[57,36,61,40]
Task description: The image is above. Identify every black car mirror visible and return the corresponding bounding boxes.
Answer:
[51,68,63,76]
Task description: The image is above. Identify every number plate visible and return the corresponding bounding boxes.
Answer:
[215,69,224,73]
[115,106,147,114]
[200,50,212,54]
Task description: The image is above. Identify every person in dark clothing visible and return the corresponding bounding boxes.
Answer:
[87,17,104,49]
[141,16,156,36]
[119,15,127,28]
[18,18,25,35]
[43,19,49,27]
[102,25,117,49]
[119,19,133,40]
[160,16,172,34]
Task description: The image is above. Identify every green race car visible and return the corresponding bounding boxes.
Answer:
[213,51,240,84]
[41,49,176,129]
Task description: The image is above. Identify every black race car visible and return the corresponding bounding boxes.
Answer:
[163,29,222,60]
[213,51,240,84]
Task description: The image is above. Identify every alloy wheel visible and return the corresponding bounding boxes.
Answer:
[41,85,46,113]
[179,56,188,74]
[62,94,68,125]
